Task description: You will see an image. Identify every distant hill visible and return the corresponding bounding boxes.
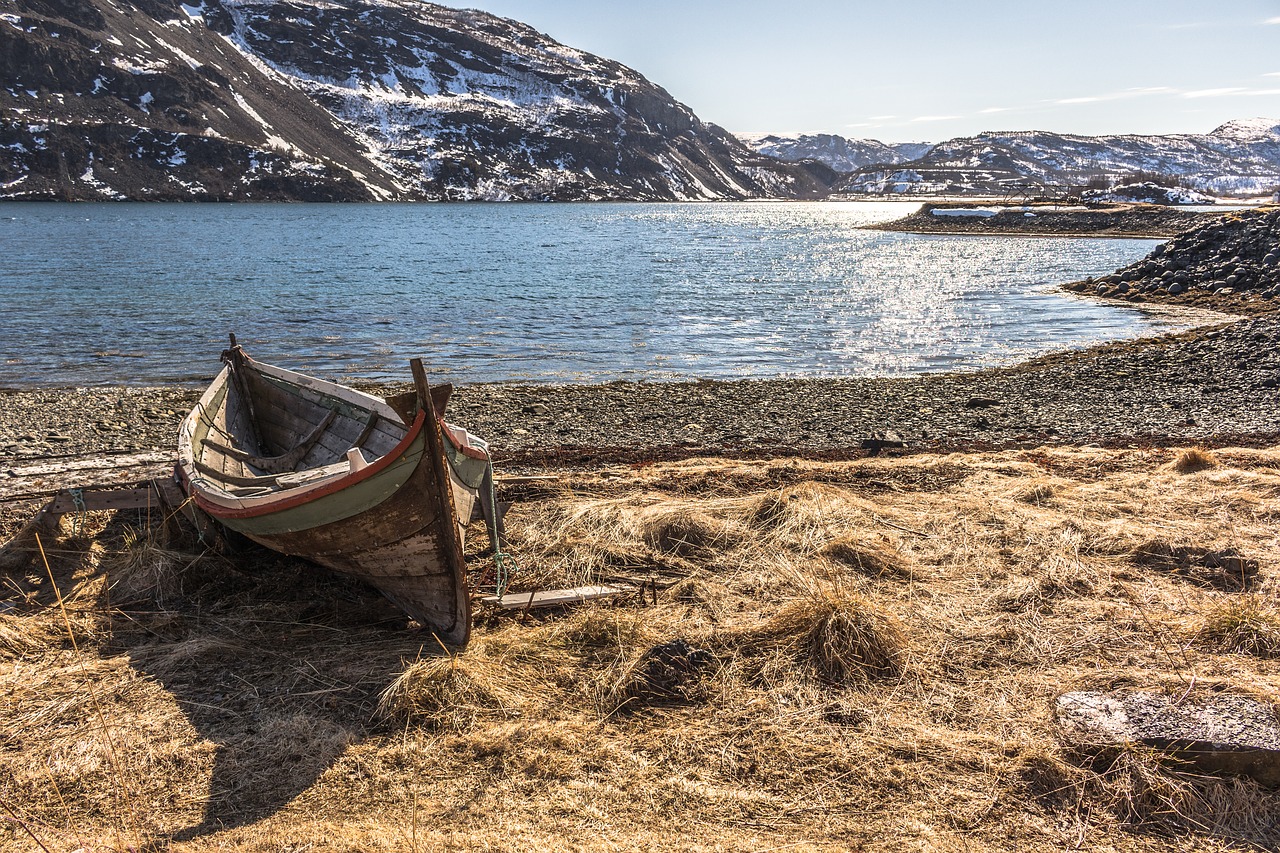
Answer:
[837,121,1280,196]
[736,133,932,172]
[0,0,830,201]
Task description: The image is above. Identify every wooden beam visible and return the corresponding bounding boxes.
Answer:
[46,487,165,515]
[478,585,630,610]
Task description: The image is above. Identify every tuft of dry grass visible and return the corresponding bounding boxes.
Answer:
[605,637,718,713]
[101,525,199,608]
[664,574,725,618]
[376,654,526,730]
[820,535,915,580]
[639,507,733,557]
[729,585,907,685]
[1191,595,1280,657]
[746,482,853,531]
[1076,744,1277,834]
[552,604,651,654]
[1170,447,1220,474]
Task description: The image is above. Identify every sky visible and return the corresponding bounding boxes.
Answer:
[464,0,1280,142]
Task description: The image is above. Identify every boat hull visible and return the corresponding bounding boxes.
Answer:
[177,351,477,647]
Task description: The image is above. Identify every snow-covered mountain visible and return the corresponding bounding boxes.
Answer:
[736,133,932,172]
[837,121,1280,196]
[0,0,828,201]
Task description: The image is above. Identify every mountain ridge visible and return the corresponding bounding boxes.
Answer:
[741,121,1280,197]
[0,0,828,201]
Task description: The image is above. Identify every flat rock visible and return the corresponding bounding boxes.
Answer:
[1057,690,1280,786]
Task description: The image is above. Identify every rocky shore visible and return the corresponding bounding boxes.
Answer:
[870,202,1219,238]
[2,314,1278,471]
[1065,205,1280,315]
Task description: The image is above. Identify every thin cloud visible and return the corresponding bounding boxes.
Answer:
[1182,87,1247,98]
[1266,16,1280,23]
[910,115,960,122]
[979,107,1011,114]
[1265,72,1280,77]
[1055,87,1175,105]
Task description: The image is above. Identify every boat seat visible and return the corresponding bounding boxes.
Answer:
[274,461,350,489]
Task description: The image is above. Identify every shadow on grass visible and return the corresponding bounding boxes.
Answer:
[12,517,439,842]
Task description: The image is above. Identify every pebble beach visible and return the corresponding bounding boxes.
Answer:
[2,312,1277,470]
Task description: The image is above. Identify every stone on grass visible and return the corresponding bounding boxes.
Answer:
[1057,690,1280,787]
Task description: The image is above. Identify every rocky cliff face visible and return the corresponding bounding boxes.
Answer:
[0,0,827,201]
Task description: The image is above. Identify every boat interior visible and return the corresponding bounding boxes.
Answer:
[189,362,410,497]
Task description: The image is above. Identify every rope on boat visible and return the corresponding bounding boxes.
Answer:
[483,457,516,599]
[68,488,87,537]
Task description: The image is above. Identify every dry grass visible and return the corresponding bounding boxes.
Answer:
[726,584,906,685]
[377,655,530,730]
[1192,594,1280,657]
[2,443,1280,851]
[820,535,915,580]
[1170,447,1220,474]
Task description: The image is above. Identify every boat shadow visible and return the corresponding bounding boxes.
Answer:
[101,535,440,840]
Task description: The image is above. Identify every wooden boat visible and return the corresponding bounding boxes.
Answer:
[176,338,490,647]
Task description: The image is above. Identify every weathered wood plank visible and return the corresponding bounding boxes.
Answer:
[47,487,164,514]
[0,456,175,503]
[479,585,630,610]
[1,451,172,480]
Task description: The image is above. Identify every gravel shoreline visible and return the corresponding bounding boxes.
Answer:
[2,313,1278,468]
[869,202,1220,239]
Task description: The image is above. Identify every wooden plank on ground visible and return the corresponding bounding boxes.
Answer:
[1,451,172,480]
[479,584,630,610]
[0,454,176,503]
[47,487,165,514]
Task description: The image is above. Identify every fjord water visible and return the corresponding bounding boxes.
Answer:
[1,201,1178,387]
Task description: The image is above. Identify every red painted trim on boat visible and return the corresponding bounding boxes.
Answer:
[193,410,427,521]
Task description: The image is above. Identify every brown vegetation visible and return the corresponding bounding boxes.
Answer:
[2,443,1279,850]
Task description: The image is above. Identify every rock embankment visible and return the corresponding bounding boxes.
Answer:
[1065,206,1280,314]
[868,202,1214,238]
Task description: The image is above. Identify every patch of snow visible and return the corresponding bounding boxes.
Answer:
[113,56,170,74]
[1212,117,1280,140]
[931,207,1000,217]
[138,92,154,113]
[1082,182,1217,205]
[153,35,202,69]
